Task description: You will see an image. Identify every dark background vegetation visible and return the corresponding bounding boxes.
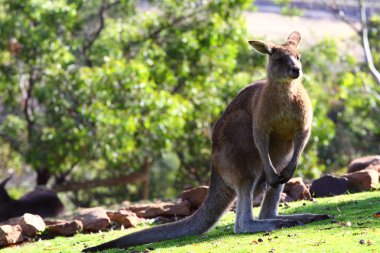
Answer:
[0,0,379,208]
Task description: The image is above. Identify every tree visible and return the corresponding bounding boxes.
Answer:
[324,0,380,86]
[0,0,254,203]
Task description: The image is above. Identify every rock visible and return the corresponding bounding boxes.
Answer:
[342,169,379,192]
[74,207,111,232]
[181,186,209,210]
[126,201,191,218]
[47,220,83,236]
[44,219,67,226]
[151,216,177,224]
[348,155,380,173]
[228,191,294,212]
[367,164,380,176]
[106,210,142,228]
[310,175,349,197]
[280,192,295,203]
[121,200,131,208]
[230,192,294,212]
[284,177,311,201]
[229,199,237,211]
[0,225,23,246]
[1,213,46,237]
[253,194,264,207]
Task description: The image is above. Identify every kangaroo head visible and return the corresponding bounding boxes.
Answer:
[0,175,13,203]
[249,31,302,83]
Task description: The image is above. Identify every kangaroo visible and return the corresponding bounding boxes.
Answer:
[0,175,64,222]
[83,31,330,252]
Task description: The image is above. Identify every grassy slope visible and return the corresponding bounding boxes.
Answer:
[2,191,379,253]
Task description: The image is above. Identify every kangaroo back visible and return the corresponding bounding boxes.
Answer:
[19,190,64,217]
[0,176,64,222]
[83,169,235,252]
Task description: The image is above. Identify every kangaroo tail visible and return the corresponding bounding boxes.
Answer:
[83,169,235,252]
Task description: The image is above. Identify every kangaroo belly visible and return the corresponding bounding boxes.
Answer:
[269,137,294,173]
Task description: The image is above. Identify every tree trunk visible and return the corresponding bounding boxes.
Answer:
[53,172,148,192]
[142,158,151,200]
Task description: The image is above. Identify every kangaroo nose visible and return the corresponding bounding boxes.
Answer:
[290,66,300,78]
[291,66,300,74]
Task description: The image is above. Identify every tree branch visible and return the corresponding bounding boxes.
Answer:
[54,162,79,186]
[323,0,380,86]
[22,70,36,140]
[53,172,148,192]
[322,0,361,35]
[81,0,121,65]
[123,6,207,54]
[359,0,380,85]
[360,75,380,103]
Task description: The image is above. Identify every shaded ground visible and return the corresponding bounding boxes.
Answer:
[3,191,379,253]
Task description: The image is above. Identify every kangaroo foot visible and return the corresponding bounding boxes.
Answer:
[234,219,302,234]
[270,213,331,224]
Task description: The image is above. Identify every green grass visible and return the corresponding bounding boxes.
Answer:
[2,191,379,253]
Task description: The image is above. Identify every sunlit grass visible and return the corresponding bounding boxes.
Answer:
[2,191,379,253]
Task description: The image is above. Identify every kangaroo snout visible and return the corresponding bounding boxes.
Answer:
[290,66,300,78]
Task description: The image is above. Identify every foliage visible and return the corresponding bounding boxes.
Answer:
[0,0,255,202]
[2,191,380,252]
[274,0,304,16]
[308,16,380,173]
[368,15,380,68]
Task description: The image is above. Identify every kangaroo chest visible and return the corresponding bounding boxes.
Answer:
[268,90,308,138]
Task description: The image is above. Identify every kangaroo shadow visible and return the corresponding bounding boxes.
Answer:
[94,193,380,253]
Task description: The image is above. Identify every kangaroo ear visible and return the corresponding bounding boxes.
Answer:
[286,31,301,48]
[0,175,12,188]
[248,40,273,55]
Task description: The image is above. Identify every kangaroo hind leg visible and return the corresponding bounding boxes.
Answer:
[258,184,330,223]
[233,180,300,234]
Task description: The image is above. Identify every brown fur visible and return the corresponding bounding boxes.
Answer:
[83,31,329,252]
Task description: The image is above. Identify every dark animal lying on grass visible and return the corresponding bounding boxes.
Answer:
[83,31,330,252]
[0,175,64,222]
